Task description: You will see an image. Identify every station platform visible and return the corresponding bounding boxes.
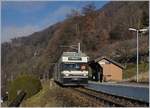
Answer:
[89,81,149,88]
[85,81,149,103]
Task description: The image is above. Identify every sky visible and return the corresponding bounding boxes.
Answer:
[1,1,109,43]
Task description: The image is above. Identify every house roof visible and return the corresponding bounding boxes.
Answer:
[94,56,125,69]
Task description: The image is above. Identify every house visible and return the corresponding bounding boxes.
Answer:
[88,56,124,82]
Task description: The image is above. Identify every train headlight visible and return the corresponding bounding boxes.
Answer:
[84,74,87,76]
[65,74,69,76]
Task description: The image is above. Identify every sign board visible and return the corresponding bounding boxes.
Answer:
[68,57,82,60]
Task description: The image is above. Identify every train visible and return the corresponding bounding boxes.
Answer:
[54,51,89,86]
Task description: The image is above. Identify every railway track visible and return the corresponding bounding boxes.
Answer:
[71,87,149,107]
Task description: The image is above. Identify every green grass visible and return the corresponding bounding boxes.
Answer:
[8,74,42,103]
[123,63,149,79]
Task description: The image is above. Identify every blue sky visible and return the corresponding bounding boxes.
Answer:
[1,1,109,42]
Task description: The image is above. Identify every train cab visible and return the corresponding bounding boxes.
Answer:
[54,52,89,86]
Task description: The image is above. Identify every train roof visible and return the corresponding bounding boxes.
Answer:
[62,52,88,57]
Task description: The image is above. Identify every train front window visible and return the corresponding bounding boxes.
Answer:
[62,63,84,70]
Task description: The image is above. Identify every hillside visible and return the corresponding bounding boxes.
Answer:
[1,1,149,95]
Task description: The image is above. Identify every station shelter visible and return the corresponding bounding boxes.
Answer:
[88,56,124,82]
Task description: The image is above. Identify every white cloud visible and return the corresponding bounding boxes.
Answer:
[40,5,78,28]
[1,5,79,43]
[1,25,40,43]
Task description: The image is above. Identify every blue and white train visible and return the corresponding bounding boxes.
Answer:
[54,52,89,86]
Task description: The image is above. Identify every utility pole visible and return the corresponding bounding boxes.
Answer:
[76,23,81,54]
[76,23,79,37]
[60,43,81,54]
[78,43,80,53]
[60,24,81,54]
[136,30,139,83]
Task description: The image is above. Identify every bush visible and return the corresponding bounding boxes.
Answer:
[123,63,149,79]
[8,74,42,102]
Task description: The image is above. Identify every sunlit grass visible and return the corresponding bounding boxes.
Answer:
[123,63,149,82]
[21,80,61,107]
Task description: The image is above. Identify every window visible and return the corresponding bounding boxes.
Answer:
[62,63,87,70]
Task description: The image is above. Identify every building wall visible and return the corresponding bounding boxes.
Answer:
[98,59,122,81]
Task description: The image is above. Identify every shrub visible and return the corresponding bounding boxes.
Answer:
[8,74,42,102]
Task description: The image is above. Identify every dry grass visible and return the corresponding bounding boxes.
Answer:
[21,80,63,107]
[130,71,149,83]
[21,80,101,107]
[20,80,92,107]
